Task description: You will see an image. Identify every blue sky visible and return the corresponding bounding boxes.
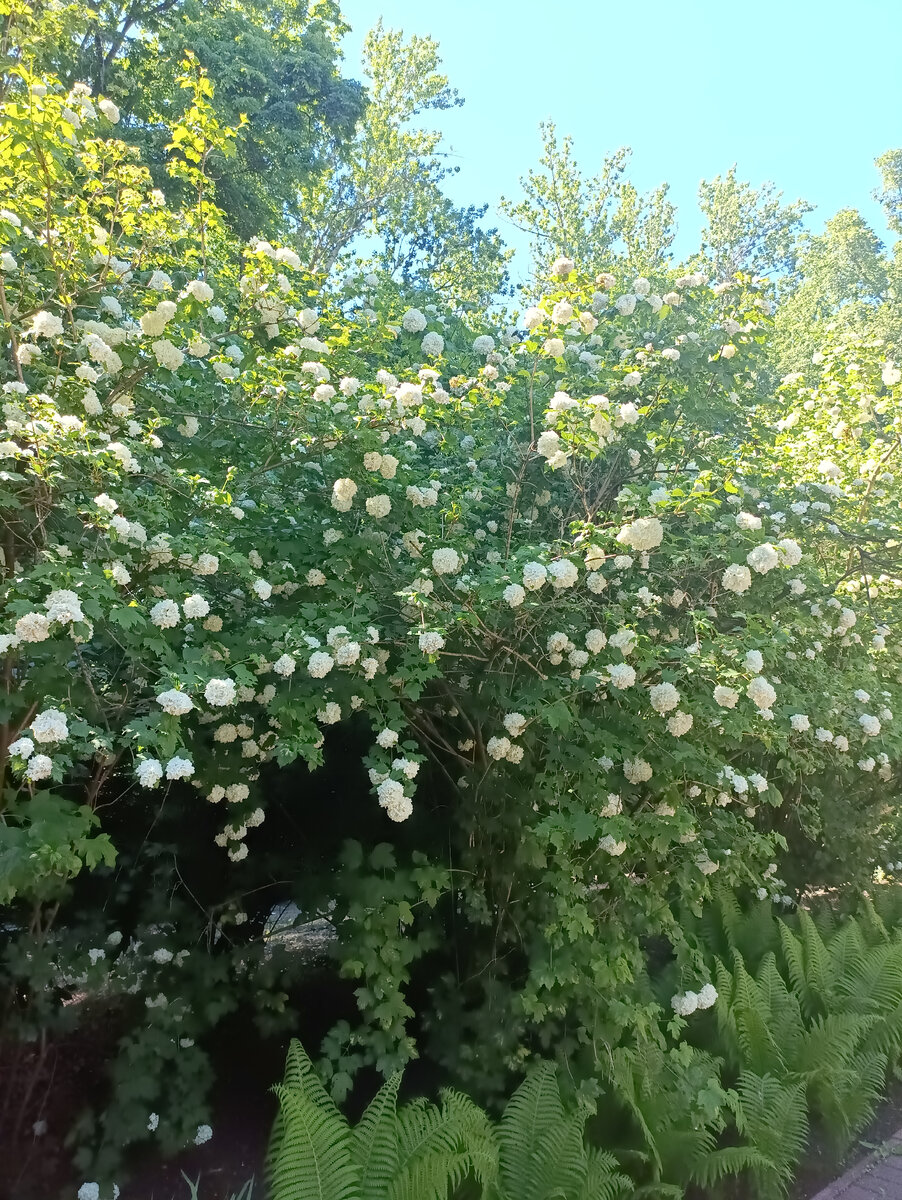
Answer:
[337,0,902,278]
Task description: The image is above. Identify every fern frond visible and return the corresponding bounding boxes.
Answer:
[269,1084,359,1200]
[498,1064,565,1198]
[689,1144,778,1190]
[351,1071,401,1200]
[733,1072,808,1198]
[523,1113,587,1200]
[581,1148,632,1200]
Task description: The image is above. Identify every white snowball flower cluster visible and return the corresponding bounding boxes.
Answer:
[649,682,680,713]
[26,754,53,781]
[15,612,51,642]
[432,547,460,575]
[137,759,163,788]
[859,713,881,736]
[522,562,547,591]
[714,685,739,709]
[747,543,780,574]
[616,517,664,552]
[401,308,427,333]
[744,649,764,673]
[331,478,357,512]
[31,708,69,743]
[623,758,653,783]
[503,712,528,737]
[548,560,578,589]
[377,778,412,822]
[308,651,334,678]
[503,584,526,608]
[746,676,777,711]
[183,594,210,619]
[418,631,445,654]
[422,331,444,356]
[156,690,194,716]
[671,984,717,1017]
[204,678,236,707]
[668,711,693,737]
[46,589,84,624]
[166,756,194,780]
[150,599,180,628]
[722,564,752,594]
[608,663,636,689]
[366,494,391,518]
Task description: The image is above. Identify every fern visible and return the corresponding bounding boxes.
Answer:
[496,1064,565,1199]
[733,1071,809,1199]
[351,1071,401,1200]
[269,1084,359,1200]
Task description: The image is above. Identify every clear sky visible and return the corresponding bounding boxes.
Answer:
[337,0,902,278]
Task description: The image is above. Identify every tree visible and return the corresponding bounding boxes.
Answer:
[773,208,890,374]
[695,166,813,287]
[292,21,511,309]
[7,0,367,240]
[499,122,676,281]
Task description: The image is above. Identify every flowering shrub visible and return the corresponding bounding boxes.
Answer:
[2,60,902,1182]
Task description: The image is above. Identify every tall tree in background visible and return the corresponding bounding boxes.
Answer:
[499,122,677,281]
[9,0,367,240]
[292,22,511,309]
[694,166,812,288]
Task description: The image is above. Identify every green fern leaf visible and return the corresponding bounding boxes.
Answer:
[351,1071,401,1200]
[498,1064,565,1199]
[269,1084,359,1200]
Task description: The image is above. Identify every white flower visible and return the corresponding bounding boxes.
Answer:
[649,682,680,713]
[697,983,718,1009]
[671,992,699,1017]
[735,511,762,531]
[366,494,391,518]
[156,689,194,716]
[421,331,444,356]
[152,339,184,371]
[473,335,495,355]
[148,1113,160,1132]
[194,1124,213,1145]
[668,711,693,737]
[790,713,810,732]
[77,1185,101,1200]
[859,713,881,736]
[137,759,163,788]
[722,564,752,594]
[608,663,636,689]
[486,735,511,760]
[150,599,180,628]
[205,678,236,707]
[377,778,412,821]
[747,676,777,710]
[777,538,802,566]
[617,517,663,552]
[714,685,739,709]
[401,308,427,333]
[522,562,547,591]
[419,631,445,653]
[609,628,637,655]
[46,589,84,624]
[331,477,357,512]
[183,594,210,619]
[548,560,578,589]
[432,547,460,575]
[252,579,272,601]
[306,569,326,586]
[744,649,763,674]
[26,754,53,781]
[503,583,525,608]
[503,712,528,738]
[747,543,780,574]
[308,651,334,678]
[623,757,652,783]
[30,311,64,339]
[615,294,637,316]
[317,702,342,725]
[15,612,51,643]
[9,737,34,758]
[273,654,296,677]
[165,756,194,780]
